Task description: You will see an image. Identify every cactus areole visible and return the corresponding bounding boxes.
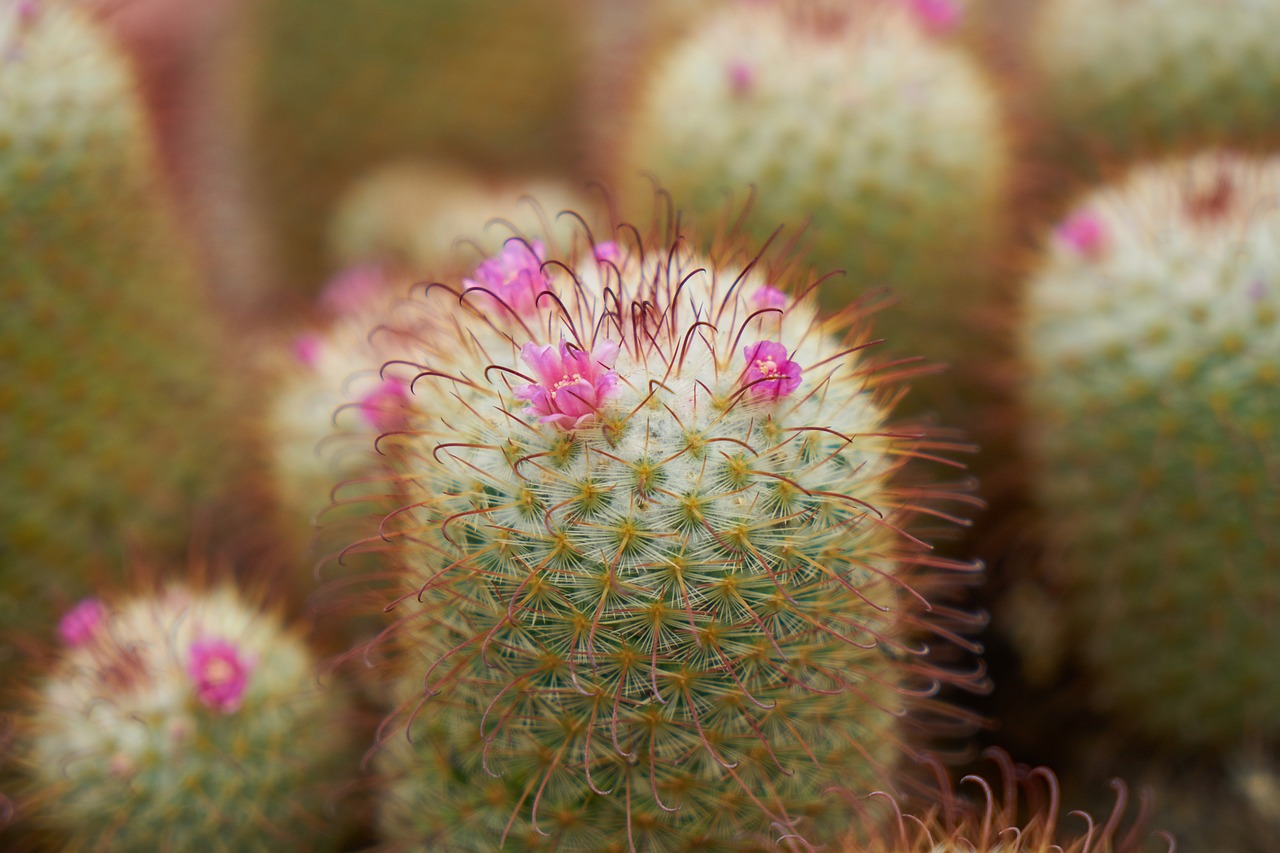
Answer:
[363,224,981,850]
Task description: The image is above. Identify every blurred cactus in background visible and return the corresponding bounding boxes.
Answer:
[1016,151,1280,745]
[364,225,983,849]
[15,583,355,848]
[1025,0,1280,199]
[328,160,595,278]
[616,0,1012,424]
[0,0,243,666]
[244,0,588,300]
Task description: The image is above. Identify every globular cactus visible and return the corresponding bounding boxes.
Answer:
[1027,0,1280,183]
[0,0,240,659]
[328,160,593,278]
[359,221,983,850]
[1018,151,1280,746]
[616,0,1011,419]
[263,264,423,560]
[16,583,356,849]
[245,0,587,297]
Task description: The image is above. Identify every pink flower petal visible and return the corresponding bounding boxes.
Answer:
[187,637,255,714]
[59,598,105,646]
[358,377,410,432]
[1056,211,1108,258]
[464,240,550,315]
[742,341,803,401]
[517,339,621,429]
[909,0,961,35]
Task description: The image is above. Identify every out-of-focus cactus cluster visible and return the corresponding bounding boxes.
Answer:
[2,0,1278,849]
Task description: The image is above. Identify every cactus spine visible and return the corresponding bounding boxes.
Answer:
[1019,151,1280,745]
[359,222,981,850]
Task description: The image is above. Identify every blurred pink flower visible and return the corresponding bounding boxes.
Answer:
[291,332,323,368]
[318,264,386,316]
[1056,211,1108,258]
[515,339,621,429]
[909,0,961,35]
[727,60,756,96]
[750,285,788,311]
[59,598,105,646]
[593,241,621,264]
[465,240,550,314]
[187,637,254,714]
[742,341,802,401]
[357,377,410,431]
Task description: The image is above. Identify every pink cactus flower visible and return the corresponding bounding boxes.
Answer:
[750,285,788,311]
[318,265,385,316]
[515,339,621,430]
[727,60,756,96]
[358,377,410,432]
[593,241,621,264]
[909,0,961,35]
[58,598,105,646]
[187,637,254,714]
[1056,211,1108,258]
[742,341,802,401]
[464,240,550,315]
[291,332,323,368]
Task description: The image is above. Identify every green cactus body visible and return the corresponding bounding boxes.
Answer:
[19,585,355,849]
[328,161,593,277]
[1029,0,1280,177]
[246,0,586,297]
[617,0,1010,417]
[361,226,980,850]
[0,2,239,653]
[1021,152,1280,745]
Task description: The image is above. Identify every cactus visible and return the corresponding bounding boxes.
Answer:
[616,0,1011,419]
[263,264,424,560]
[1018,151,1280,746]
[245,0,588,297]
[358,221,983,850]
[328,160,594,277]
[0,0,240,661]
[1027,0,1280,184]
[15,583,356,849]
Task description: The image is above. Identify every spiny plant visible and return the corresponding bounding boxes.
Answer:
[845,750,1171,853]
[262,264,424,562]
[15,582,357,849]
[354,217,986,850]
[1017,151,1280,746]
[327,160,593,278]
[1027,0,1280,185]
[0,0,240,667]
[616,0,1011,420]
[245,0,587,297]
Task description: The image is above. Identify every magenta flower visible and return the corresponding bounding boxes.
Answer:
[59,598,105,646]
[291,332,323,368]
[514,339,621,429]
[592,241,621,264]
[909,0,961,35]
[187,637,254,714]
[742,341,802,401]
[750,285,788,312]
[318,264,385,316]
[727,60,756,96]
[1056,211,1108,258]
[464,240,550,315]
[358,377,410,432]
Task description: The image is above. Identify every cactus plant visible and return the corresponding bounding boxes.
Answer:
[0,0,241,662]
[15,583,356,849]
[1027,0,1280,183]
[358,220,983,850]
[245,0,588,297]
[616,0,1011,420]
[328,160,594,277]
[1018,151,1280,746]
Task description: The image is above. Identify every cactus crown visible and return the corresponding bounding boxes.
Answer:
[359,217,983,850]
